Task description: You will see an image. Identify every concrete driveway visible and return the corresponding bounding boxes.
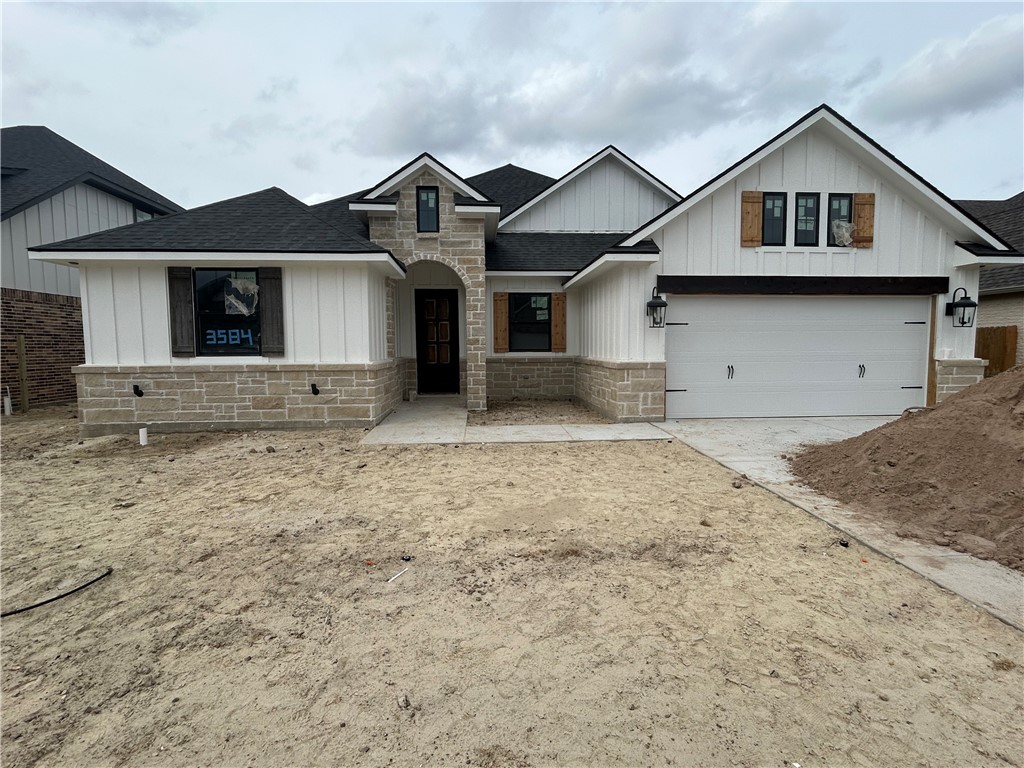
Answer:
[658,417,1024,631]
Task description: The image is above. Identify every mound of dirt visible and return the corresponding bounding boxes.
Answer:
[792,366,1024,571]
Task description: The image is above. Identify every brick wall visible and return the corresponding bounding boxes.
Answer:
[575,359,665,422]
[75,362,401,437]
[486,357,576,400]
[1,288,84,408]
[978,293,1024,366]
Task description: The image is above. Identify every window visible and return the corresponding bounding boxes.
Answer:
[828,193,853,247]
[194,269,261,356]
[508,293,551,352]
[417,186,439,232]
[762,192,786,246]
[134,209,154,223]
[794,193,820,246]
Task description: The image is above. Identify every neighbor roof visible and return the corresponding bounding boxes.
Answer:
[958,193,1024,293]
[32,187,388,254]
[486,232,658,271]
[466,164,556,217]
[1,125,183,220]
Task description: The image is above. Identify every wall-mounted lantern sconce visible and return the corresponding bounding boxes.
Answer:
[646,287,668,328]
[310,383,320,396]
[132,384,144,397]
[945,287,978,328]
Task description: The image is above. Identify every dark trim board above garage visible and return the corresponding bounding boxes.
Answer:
[657,275,950,296]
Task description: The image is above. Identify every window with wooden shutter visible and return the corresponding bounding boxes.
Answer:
[493,291,509,353]
[852,193,875,248]
[551,293,566,353]
[260,267,284,355]
[741,191,763,247]
[168,267,195,357]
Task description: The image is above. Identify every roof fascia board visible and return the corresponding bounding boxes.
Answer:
[30,249,406,276]
[980,285,1024,296]
[2,171,181,222]
[349,202,397,213]
[499,146,682,229]
[485,270,575,277]
[562,252,659,289]
[454,205,501,217]
[365,154,488,201]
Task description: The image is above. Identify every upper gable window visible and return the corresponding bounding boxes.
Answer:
[827,193,853,247]
[417,186,439,232]
[794,193,820,246]
[761,193,786,246]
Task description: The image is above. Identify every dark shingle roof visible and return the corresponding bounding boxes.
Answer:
[310,189,373,240]
[466,164,555,217]
[957,192,1024,293]
[33,187,386,253]
[487,232,653,271]
[2,125,183,220]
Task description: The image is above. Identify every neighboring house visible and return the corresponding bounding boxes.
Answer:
[30,105,1024,436]
[955,193,1024,369]
[1,126,182,408]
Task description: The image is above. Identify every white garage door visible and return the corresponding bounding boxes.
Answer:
[666,295,931,418]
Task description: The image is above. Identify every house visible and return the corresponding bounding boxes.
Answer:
[955,193,1023,372]
[30,105,1024,436]
[1,126,183,408]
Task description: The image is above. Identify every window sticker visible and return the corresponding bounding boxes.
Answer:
[225,273,259,316]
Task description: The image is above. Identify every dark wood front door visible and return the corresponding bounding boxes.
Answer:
[415,289,460,394]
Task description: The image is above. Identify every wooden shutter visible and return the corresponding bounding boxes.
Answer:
[493,292,509,353]
[551,292,566,353]
[260,267,284,356]
[852,193,875,247]
[167,267,195,357]
[741,191,763,247]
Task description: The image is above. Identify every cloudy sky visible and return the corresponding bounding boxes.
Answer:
[3,2,1021,210]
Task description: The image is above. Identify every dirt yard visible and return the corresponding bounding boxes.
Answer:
[2,407,1022,767]
[794,366,1024,571]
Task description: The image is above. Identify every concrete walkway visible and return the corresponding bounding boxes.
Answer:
[362,398,669,445]
[364,401,1023,631]
[659,417,1024,631]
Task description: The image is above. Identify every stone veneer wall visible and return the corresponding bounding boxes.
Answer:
[1,288,85,408]
[486,357,576,400]
[368,173,487,411]
[934,358,986,403]
[575,359,665,422]
[75,362,401,437]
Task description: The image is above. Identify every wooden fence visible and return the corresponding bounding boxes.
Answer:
[975,325,1019,377]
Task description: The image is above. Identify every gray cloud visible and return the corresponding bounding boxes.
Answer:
[51,2,205,46]
[860,14,1024,127]
[291,153,318,173]
[258,78,298,103]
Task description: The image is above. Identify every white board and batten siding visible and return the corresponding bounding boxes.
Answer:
[502,156,675,233]
[80,263,387,366]
[1,184,135,297]
[665,296,930,418]
[577,266,662,362]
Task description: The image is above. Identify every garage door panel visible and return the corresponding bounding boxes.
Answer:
[665,296,930,418]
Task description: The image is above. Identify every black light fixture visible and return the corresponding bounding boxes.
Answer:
[945,287,978,328]
[646,287,668,328]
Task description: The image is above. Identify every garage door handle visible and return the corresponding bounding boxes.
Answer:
[727,365,734,380]
[858,364,866,379]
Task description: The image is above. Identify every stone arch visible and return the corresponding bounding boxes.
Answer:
[402,252,476,291]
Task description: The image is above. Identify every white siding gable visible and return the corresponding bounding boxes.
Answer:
[654,124,975,280]
[1,183,136,297]
[502,155,675,233]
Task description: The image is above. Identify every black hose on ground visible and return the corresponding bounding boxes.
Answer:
[1,566,113,618]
